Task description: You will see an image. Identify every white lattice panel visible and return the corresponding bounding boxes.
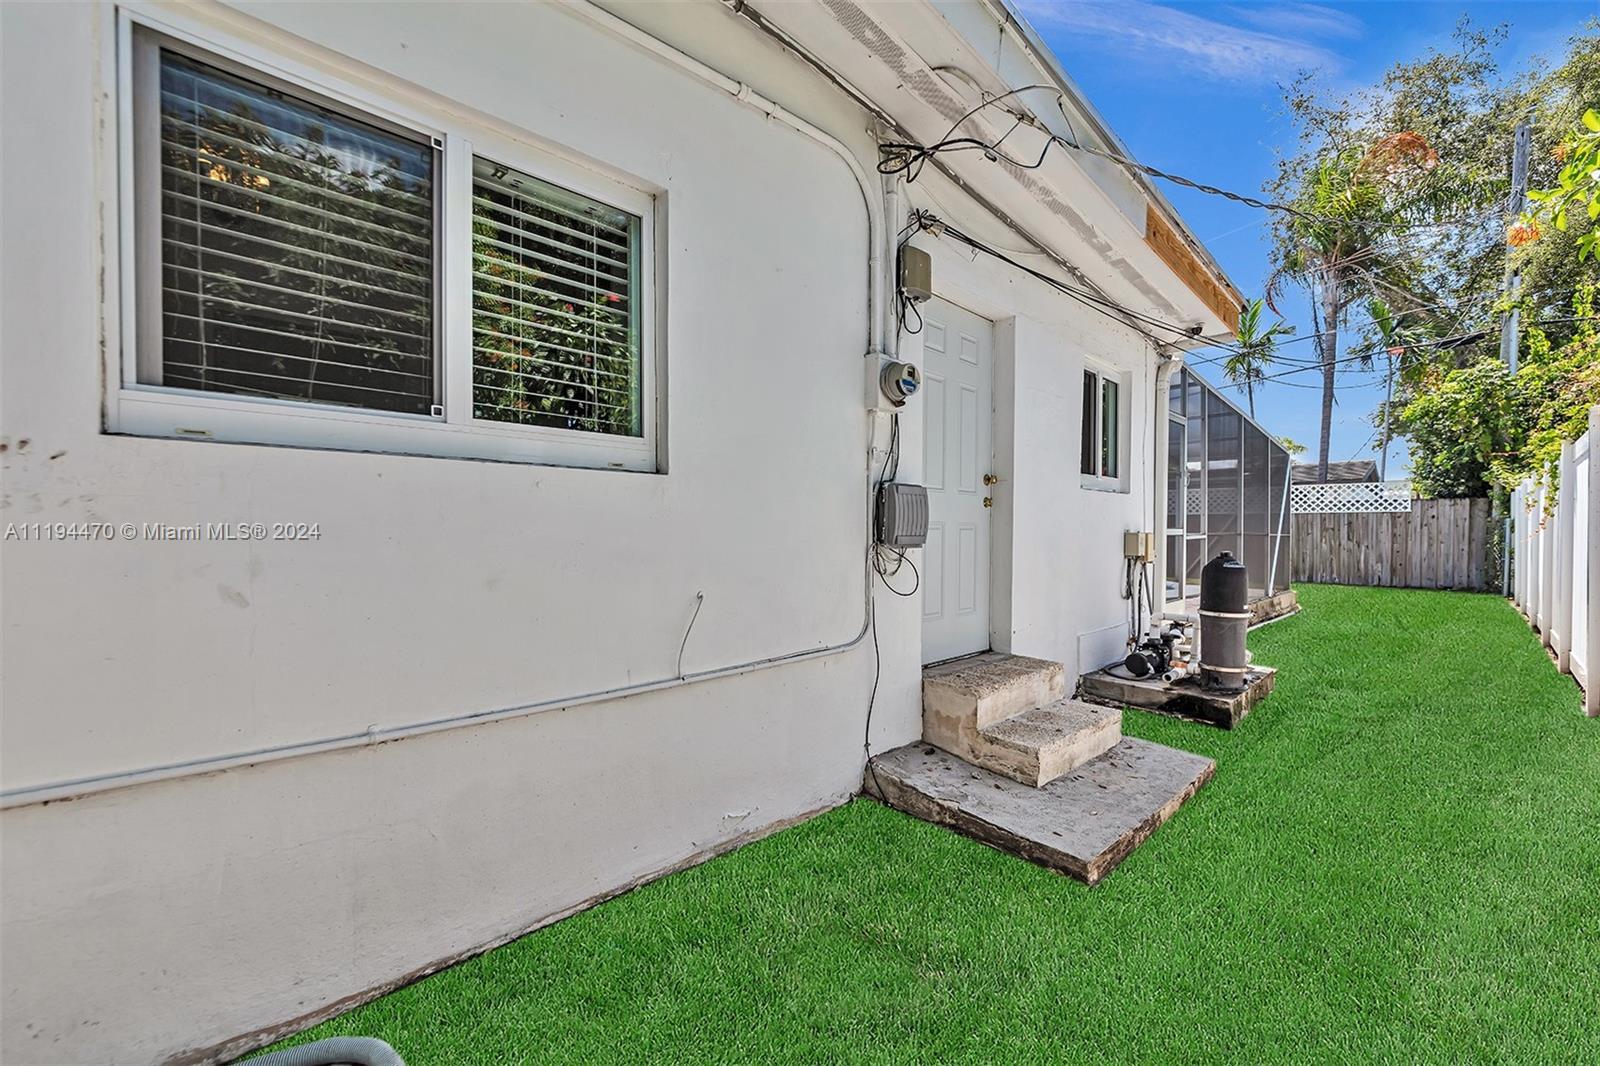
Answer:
[1291,479,1413,514]
[1186,488,1241,514]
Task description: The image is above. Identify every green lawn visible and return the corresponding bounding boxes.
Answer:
[262,585,1599,1063]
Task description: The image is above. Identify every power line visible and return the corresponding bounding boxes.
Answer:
[906,211,1232,351]
[903,209,1583,384]
[880,85,1504,233]
[1245,314,1598,386]
[1181,283,1584,370]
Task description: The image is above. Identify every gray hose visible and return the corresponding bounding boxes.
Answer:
[244,1036,404,1066]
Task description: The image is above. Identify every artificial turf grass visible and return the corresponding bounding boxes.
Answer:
[260,585,1600,1064]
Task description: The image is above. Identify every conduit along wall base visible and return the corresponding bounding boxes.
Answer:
[1078,667,1277,730]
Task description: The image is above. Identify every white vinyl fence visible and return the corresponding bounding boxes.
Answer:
[1511,403,1600,716]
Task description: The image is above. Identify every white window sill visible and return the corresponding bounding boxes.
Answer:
[1079,476,1128,494]
[111,387,659,472]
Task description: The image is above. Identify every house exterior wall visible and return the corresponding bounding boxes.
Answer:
[1,2,923,1062]
[2,2,1171,1062]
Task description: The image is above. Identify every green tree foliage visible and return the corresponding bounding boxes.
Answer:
[1519,109,1600,261]
[1399,285,1600,498]
[1269,20,1600,497]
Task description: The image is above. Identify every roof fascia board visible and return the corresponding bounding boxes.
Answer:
[977,0,1245,309]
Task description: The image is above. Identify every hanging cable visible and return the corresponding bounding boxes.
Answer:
[879,85,1504,232]
[906,212,1221,351]
[1181,284,1585,370]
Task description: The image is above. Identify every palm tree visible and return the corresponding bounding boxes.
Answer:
[1222,299,1294,418]
[1268,134,1444,481]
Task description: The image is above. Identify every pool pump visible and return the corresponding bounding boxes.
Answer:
[1123,623,1182,679]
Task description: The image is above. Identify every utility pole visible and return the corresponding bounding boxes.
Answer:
[1500,119,1531,594]
[1379,351,1394,480]
[1500,120,1531,371]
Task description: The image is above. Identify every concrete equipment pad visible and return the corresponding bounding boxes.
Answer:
[864,738,1214,886]
[1078,666,1277,729]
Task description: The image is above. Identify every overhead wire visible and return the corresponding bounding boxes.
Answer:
[1180,283,1585,370]
[892,96,1589,411]
[906,211,1227,352]
[1243,314,1598,386]
[880,84,1505,233]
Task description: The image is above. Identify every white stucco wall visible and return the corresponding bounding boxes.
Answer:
[0,2,924,1062]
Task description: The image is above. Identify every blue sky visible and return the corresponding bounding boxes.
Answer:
[1019,0,1594,473]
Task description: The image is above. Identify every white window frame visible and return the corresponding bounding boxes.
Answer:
[109,6,660,473]
[1080,360,1127,493]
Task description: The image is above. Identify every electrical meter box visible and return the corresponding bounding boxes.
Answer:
[1123,531,1156,562]
[900,246,933,304]
[877,483,929,548]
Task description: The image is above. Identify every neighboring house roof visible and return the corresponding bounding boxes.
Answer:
[1293,460,1380,484]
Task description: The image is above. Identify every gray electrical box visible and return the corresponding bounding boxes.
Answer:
[900,246,933,304]
[876,483,929,548]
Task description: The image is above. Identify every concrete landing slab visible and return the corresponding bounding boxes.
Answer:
[864,738,1214,886]
[1078,666,1276,729]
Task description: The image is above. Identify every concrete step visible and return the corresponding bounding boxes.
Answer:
[923,652,1066,733]
[975,699,1122,788]
[864,738,1215,886]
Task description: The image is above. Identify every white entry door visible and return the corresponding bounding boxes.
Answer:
[920,297,994,664]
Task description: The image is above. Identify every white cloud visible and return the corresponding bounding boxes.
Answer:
[1016,1,1353,84]
[1225,3,1364,40]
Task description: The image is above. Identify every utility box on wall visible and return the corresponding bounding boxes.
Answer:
[1123,531,1155,562]
[877,483,929,548]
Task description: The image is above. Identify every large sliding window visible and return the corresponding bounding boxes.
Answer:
[119,17,657,470]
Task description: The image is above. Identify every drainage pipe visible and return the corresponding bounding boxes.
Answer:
[1,1,893,809]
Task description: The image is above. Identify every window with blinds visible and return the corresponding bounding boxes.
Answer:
[144,46,437,415]
[123,24,657,468]
[471,158,642,437]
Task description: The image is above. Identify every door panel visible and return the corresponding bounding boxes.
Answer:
[920,297,994,664]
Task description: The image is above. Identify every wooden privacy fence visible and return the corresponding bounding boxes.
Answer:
[1510,402,1600,717]
[1292,497,1495,590]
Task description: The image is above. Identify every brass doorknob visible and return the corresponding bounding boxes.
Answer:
[983,496,994,508]
[983,473,999,485]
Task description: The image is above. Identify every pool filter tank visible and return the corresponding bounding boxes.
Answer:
[1199,551,1250,691]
